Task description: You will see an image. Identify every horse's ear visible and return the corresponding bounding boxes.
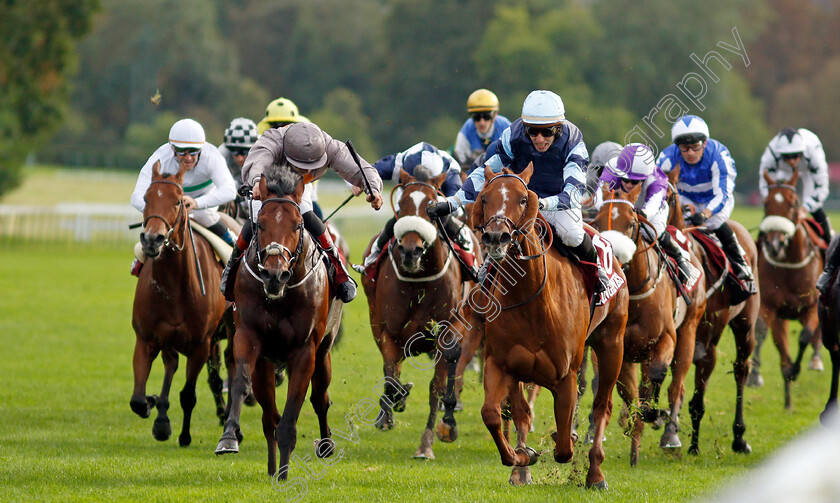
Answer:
[294,174,306,200]
[763,170,776,187]
[431,170,448,189]
[628,180,644,202]
[483,164,496,183]
[520,162,534,184]
[471,195,485,229]
[667,164,680,186]
[151,160,161,179]
[258,176,269,198]
[398,169,414,185]
[787,168,799,186]
[524,190,540,223]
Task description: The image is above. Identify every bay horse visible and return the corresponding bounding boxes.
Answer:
[361,168,482,460]
[666,171,759,456]
[469,164,628,489]
[215,165,343,478]
[818,234,840,424]
[131,160,229,445]
[756,169,823,409]
[592,183,706,466]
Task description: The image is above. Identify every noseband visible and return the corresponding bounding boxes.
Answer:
[143,179,187,250]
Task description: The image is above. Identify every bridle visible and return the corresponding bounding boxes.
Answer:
[760,183,816,268]
[475,174,549,261]
[143,179,187,251]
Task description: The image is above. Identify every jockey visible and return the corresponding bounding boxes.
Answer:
[583,141,622,212]
[219,122,384,303]
[657,115,755,285]
[757,128,835,293]
[129,119,238,276]
[362,142,467,270]
[219,117,259,206]
[429,89,609,292]
[453,89,512,172]
[598,143,700,285]
[256,97,309,134]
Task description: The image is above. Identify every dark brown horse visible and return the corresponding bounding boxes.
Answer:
[666,174,759,456]
[215,165,343,478]
[468,164,627,489]
[592,184,706,466]
[131,160,229,445]
[756,169,823,409]
[818,234,840,424]
[361,169,481,460]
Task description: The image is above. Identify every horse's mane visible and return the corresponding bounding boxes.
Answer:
[264,163,303,196]
[413,165,433,182]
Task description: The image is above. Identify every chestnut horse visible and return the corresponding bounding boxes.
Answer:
[592,183,706,466]
[666,174,759,456]
[361,168,481,460]
[468,164,627,489]
[131,160,229,445]
[215,165,343,478]
[818,234,840,424]
[755,169,823,409]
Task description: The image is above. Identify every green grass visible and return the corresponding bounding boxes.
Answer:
[0,226,832,502]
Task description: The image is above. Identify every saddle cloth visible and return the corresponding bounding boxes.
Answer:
[684,227,756,305]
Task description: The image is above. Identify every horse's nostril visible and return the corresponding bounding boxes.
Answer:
[279,270,292,283]
[154,235,165,247]
[482,234,494,246]
[500,233,512,245]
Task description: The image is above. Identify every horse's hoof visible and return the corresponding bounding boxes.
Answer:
[688,445,700,456]
[412,449,435,460]
[746,368,764,388]
[783,365,801,382]
[509,466,532,486]
[215,435,240,455]
[732,439,752,454]
[820,403,838,426]
[587,479,608,491]
[314,438,336,458]
[179,432,191,447]
[660,433,682,449]
[152,418,171,441]
[515,446,540,466]
[375,415,394,431]
[129,395,157,419]
[809,354,825,372]
[435,421,458,443]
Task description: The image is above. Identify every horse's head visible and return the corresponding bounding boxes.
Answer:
[592,182,644,267]
[140,161,187,259]
[255,164,306,299]
[760,169,800,258]
[471,163,539,261]
[392,168,447,272]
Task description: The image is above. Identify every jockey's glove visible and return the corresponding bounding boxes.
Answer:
[427,201,454,219]
[690,212,707,226]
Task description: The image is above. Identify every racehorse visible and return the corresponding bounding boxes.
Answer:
[361,168,482,460]
[756,170,823,409]
[130,160,229,445]
[666,171,759,456]
[818,234,840,424]
[215,164,343,478]
[592,183,706,466]
[469,164,628,489]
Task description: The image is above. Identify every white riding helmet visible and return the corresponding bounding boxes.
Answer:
[224,118,259,148]
[590,141,622,168]
[169,119,206,148]
[611,143,655,181]
[773,128,805,155]
[671,115,709,144]
[521,90,565,125]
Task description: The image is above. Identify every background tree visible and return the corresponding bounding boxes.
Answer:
[0,0,99,196]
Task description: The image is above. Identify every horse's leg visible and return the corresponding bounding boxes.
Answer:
[526,384,540,433]
[437,337,462,443]
[767,309,795,408]
[820,305,840,424]
[130,340,160,418]
[276,344,318,481]
[551,372,579,465]
[152,347,178,442]
[310,349,336,461]
[688,337,717,456]
[615,362,640,466]
[747,315,767,387]
[728,313,756,454]
[646,325,677,430]
[416,358,446,459]
[586,349,601,444]
[480,356,531,467]
[178,340,210,447]
[207,323,226,426]
[509,382,537,486]
[802,307,823,371]
[588,333,620,490]
[375,331,402,431]
[662,320,697,451]
[251,357,279,476]
[216,328,260,455]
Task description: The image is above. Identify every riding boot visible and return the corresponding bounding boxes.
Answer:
[316,230,357,303]
[812,208,833,240]
[571,233,608,294]
[220,222,251,301]
[714,223,754,283]
[364,216,396,269]
[658,231,699,284]
[444,216,479,279]
[207,220,237,247]
[817,243,840,294]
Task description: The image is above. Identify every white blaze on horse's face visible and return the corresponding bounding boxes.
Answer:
[274,212,282,224]
[611,206,620,221]
[774,193,784,204]
[409,191,427,216]
[500,185,509,204]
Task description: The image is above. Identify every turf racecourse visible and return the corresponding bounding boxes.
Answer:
[0,206,833,502]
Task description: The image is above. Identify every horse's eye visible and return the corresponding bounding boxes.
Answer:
[481,195,486,204]
[520,197,527,205]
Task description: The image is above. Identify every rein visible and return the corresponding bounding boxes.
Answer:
[761,184,817,269]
